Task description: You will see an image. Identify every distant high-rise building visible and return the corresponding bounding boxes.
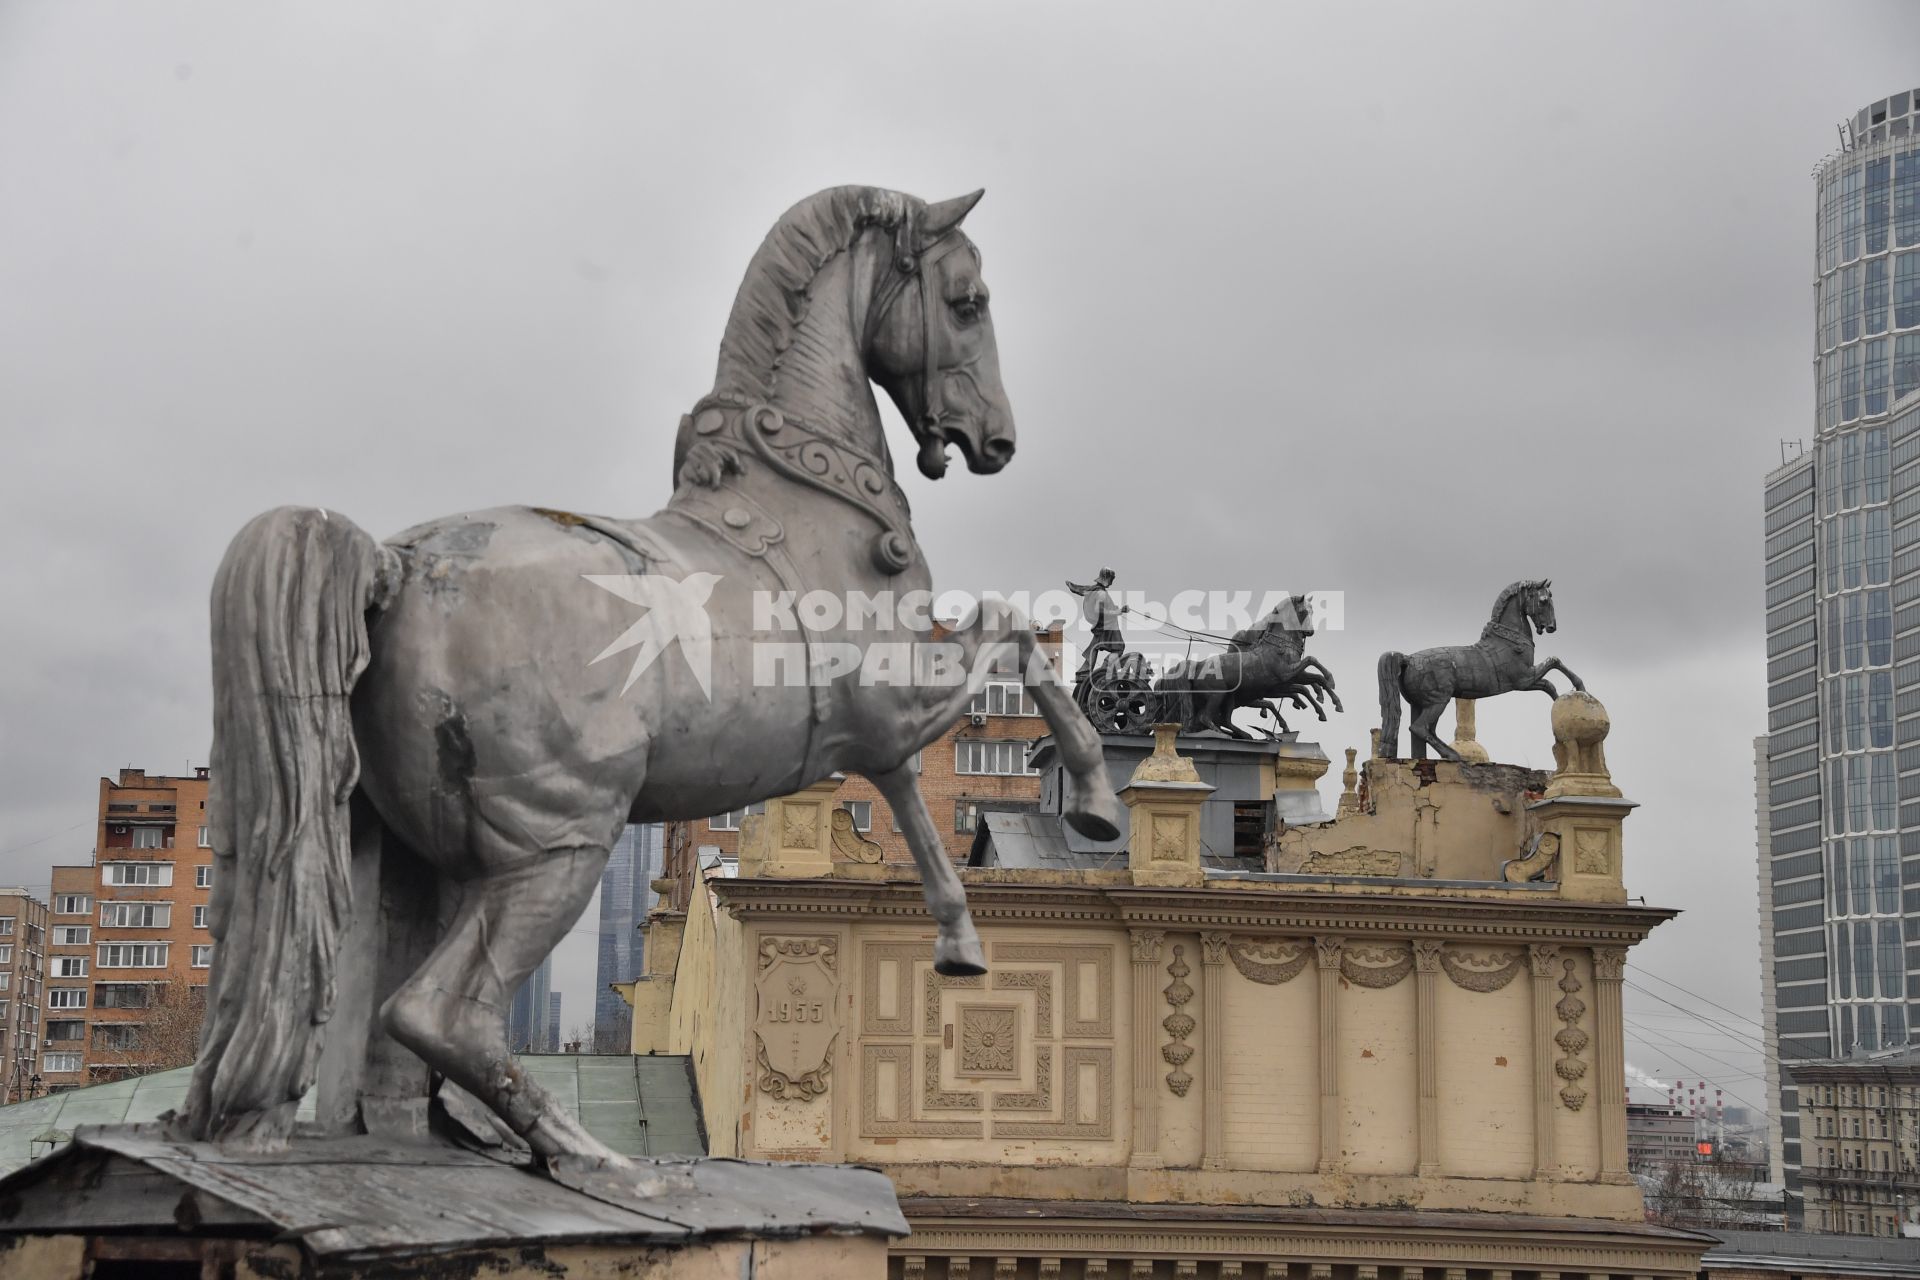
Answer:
[1760,83,1920,1229]
[0,887,49,1103]
[36,766,215,1094]
[595,823,662,1038]
[547,991,562,1054]
[508,953,553,1053]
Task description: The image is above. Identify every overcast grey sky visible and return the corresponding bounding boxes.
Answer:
[3,2,1917,1101]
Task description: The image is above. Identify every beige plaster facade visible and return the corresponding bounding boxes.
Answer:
[626,699,1712,1277]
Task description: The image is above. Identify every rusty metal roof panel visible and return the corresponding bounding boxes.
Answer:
[0,1125,904,1258]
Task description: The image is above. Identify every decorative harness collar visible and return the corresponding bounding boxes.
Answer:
[1482,617,1533,649]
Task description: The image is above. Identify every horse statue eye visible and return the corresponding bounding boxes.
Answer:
[951,299,981,325]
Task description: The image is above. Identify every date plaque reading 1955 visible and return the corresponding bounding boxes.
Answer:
[753,936,841,1101]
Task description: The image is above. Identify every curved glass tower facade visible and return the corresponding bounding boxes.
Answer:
[1762,85,1920,1226]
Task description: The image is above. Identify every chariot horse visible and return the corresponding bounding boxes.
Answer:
[182,187,1124,1166]
[1153,600,1341,738]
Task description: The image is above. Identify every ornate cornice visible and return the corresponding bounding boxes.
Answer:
[707,878,1678,945]
[892,1203,1709,1274]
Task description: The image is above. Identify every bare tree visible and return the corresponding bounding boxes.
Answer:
[88,982,204,1082]
[1642,1154,1781,1230]
[592,1007,632,1055]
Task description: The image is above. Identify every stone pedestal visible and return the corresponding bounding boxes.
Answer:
[1532,692,1632,903]
[1529,795,1635,904]
[1122,725,1213,888]
[738,776,844,879]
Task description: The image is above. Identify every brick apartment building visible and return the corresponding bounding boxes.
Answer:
[0,888,48,1103]
[1794,1047,1920,1237]
[38,767,216,1091]
[660,628,1064,908]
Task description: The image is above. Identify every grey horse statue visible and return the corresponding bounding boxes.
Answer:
[1376,578,1583,760]
[1155,599,1341,738]
[181,186,1124,1166]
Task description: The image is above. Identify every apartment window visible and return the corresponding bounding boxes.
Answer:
[193,905,207,929]
[54,894,90,915]
[0,945,10,964]
[955,739,1039,777]
[94,984,152,1009]
[839,801,872,833]
[46,988,86,1009]
[44,1020,84,1042]
[197,825,210,848]
[102,863,173,887]
[99,902,171,929]
[51,926,89,946]
[50,956,87,978]
[0,917,13,936]
[969,680,1039,717]
[132,827,167,849]
[97,943,168,969]
[196,865,212,889]
[93,1023,143,1051]
[708,802,766,831]
[0,973,9,991]
[191,945,214,968]
[41,1052,81,1074]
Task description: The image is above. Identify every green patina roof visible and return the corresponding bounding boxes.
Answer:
[0,1054,702,1175]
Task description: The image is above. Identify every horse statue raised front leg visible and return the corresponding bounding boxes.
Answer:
[181,186,1124,1170]
[1376,578,1582,761]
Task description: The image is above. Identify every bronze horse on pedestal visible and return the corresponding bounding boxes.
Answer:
[1376,578,1583,760]
[182,187,1124,1168]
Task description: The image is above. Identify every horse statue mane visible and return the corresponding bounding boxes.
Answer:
[716,186,917,403]
[1481,578,1549,638]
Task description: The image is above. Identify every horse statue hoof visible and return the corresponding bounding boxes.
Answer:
[1063,774,1124,843]
[934,926,988,977]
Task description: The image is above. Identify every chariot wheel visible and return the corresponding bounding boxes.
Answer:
[1084,667,1160,735]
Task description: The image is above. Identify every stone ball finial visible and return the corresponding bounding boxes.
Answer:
[1544,690,1619,799]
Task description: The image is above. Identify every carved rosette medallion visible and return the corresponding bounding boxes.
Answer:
[1574,828,1611,876]
[958,1005,1019,1078]
[753,935,839,1102]
[1161,945,1196,1096]
[1554,957,1590,1111]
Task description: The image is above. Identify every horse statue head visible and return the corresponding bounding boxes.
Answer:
[1522,579,1557,635]
[865,190,1013,479]
[712,185,1013,484]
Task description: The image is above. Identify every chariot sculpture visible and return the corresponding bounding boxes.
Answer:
[1066,573,1341,739]
[1377,578,1584,760]
[183,187,1124,1169]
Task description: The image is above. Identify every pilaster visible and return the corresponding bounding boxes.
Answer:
[1316,935,1344,1172]
[1594,946,1630,1182]
[1413,939,1443,1177]
[1129,928,1165,1169]
[1529,943,1561,1176]
[1200,931,1230,1170]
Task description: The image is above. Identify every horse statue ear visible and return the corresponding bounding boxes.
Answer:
[923,189,985,239]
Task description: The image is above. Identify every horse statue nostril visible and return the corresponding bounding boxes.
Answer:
[982,436,1015,462]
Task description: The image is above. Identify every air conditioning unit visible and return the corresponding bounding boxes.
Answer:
[969,712,987,727]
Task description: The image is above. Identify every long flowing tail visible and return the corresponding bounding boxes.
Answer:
[183,507,400,1143]
[1377,651,1406,759]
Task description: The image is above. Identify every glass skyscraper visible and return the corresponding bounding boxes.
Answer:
[1761,85,1920,1221]
[595,823,663,1043]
